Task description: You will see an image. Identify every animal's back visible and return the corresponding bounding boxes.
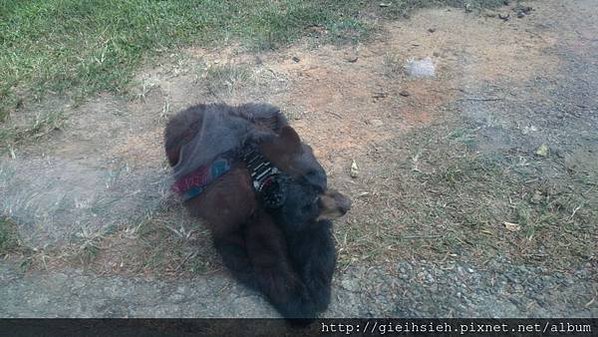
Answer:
[164,103,287,179]
[163,103,289,235]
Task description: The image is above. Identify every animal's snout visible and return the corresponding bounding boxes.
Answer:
[317,189,352,220]
[335,192,351,215]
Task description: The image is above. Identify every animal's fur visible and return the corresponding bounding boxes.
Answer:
[164,103,287,180]
[164,103,350,319]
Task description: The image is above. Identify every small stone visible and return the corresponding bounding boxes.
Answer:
[530,190,543,204]
[499,13,510,21]
[428,28,436,33]
[535,144,549,157]
[292,56,300,63]
[372,92,388,99]
[370,119,384,127]
[346,55,358,63]
[399,90,410,97]
[515,6,532,18]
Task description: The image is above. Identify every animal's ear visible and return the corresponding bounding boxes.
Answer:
[279,126,302,152]
[259,125,302,162]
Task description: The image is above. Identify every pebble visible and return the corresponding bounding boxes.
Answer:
[346,54,359,63]
[370,119,384,127]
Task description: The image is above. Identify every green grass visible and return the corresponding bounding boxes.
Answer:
[0,0,369,121]
[0,217,20,255]
[0,0,506,123]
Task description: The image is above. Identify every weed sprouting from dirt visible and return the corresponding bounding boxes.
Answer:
[376,0,507,19]
[383,53,405,78]
[0,110,66,151]
[201,64,253,97]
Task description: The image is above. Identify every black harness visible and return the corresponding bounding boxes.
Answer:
[242,145,289,209]
[173,143,289,209]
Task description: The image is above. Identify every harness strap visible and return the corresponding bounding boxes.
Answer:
[242,145,280,191]
[172,149,236,201]
[172,145,287,208]
[242,145,288,209]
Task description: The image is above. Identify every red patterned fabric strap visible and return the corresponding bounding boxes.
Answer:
[172,150,236,201]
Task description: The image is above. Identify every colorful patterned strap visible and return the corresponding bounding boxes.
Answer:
[172,150,236,201]
[172,145,287,208]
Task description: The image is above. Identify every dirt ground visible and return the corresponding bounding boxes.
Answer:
[1,0,596,318]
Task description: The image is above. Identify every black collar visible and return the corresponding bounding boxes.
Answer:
[242,145,288,209]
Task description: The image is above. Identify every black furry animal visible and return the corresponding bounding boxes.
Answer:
[164,103,351,320]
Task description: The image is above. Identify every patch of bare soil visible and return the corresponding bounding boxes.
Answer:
[1,0,596,318]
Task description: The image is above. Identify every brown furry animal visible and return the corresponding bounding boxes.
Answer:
[164,103,350,319]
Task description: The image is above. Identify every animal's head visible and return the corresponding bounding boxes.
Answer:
[259,126,327,193]
[273,183,351,232]
[258,125,351,229]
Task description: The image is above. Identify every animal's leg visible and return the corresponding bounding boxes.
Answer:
[244,211,317,320]
[213,232,259,290]
[285,220,336,313]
